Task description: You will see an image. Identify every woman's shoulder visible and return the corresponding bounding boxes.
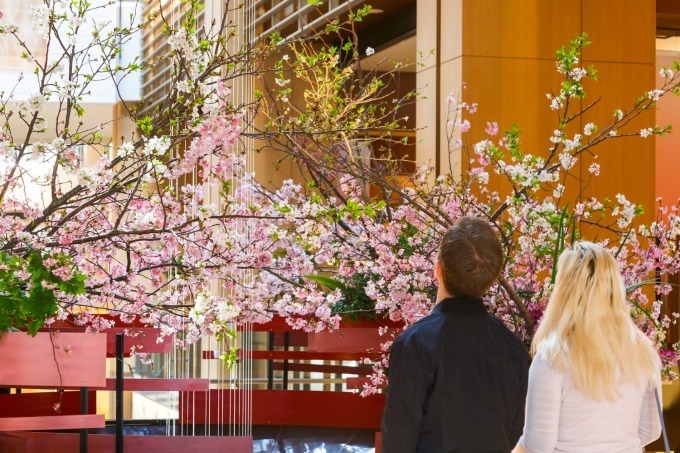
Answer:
[530,351,566,380]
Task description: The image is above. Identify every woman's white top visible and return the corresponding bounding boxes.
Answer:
[514,354,662,453]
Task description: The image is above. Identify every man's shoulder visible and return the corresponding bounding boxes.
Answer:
[393,313,442,345]
[485,315,528,350]
[485,313,518,334]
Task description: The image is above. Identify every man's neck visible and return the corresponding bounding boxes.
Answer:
[435,287,453,304]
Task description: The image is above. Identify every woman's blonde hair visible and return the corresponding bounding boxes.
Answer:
[532,241,660,400]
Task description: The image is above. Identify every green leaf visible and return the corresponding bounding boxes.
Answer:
[219,346,239,369]
[550,206,569,284]
[625,278,658,294]
[0,250,87,335]
[303,274,347,292]
[276,203,291,214]
[136,115,153,135]
[614,229,632,259]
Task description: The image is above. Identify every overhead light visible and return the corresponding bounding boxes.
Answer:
[369,8,384,14]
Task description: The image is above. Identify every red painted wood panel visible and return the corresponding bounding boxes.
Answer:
[104,328,173,357]
[179,389,386,429]
[230,350,378,361]
[346,377,387,390]
[0,433,252,453]
[336,318,403,329]
[0,332,106,388]
[273,331,308,347]
[96,378,209,392]
[242,316,295,332]
[262,349,374,360]
[38,317,172,357]
[0,414,104,431]
[0,391,96,418]
[271,362,371,375]
[46,314,159,329]
[242,316,403,332]
[37,326,172,357]
[308,328,400,354]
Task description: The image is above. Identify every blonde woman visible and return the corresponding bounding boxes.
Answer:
[514,242,662,452]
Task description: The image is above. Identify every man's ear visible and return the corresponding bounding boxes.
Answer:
[434,259,442,281]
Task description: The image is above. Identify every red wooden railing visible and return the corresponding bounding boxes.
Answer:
[179,389,386,429]
[0,315,399,451]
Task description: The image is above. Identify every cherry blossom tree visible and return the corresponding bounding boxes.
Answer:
[0,0,403,349]
[0,0,678,395]
[0,0,253,340]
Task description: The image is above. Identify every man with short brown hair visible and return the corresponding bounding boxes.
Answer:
[381,216,529,452]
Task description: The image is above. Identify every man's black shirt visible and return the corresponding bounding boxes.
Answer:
[381,297,529,452]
